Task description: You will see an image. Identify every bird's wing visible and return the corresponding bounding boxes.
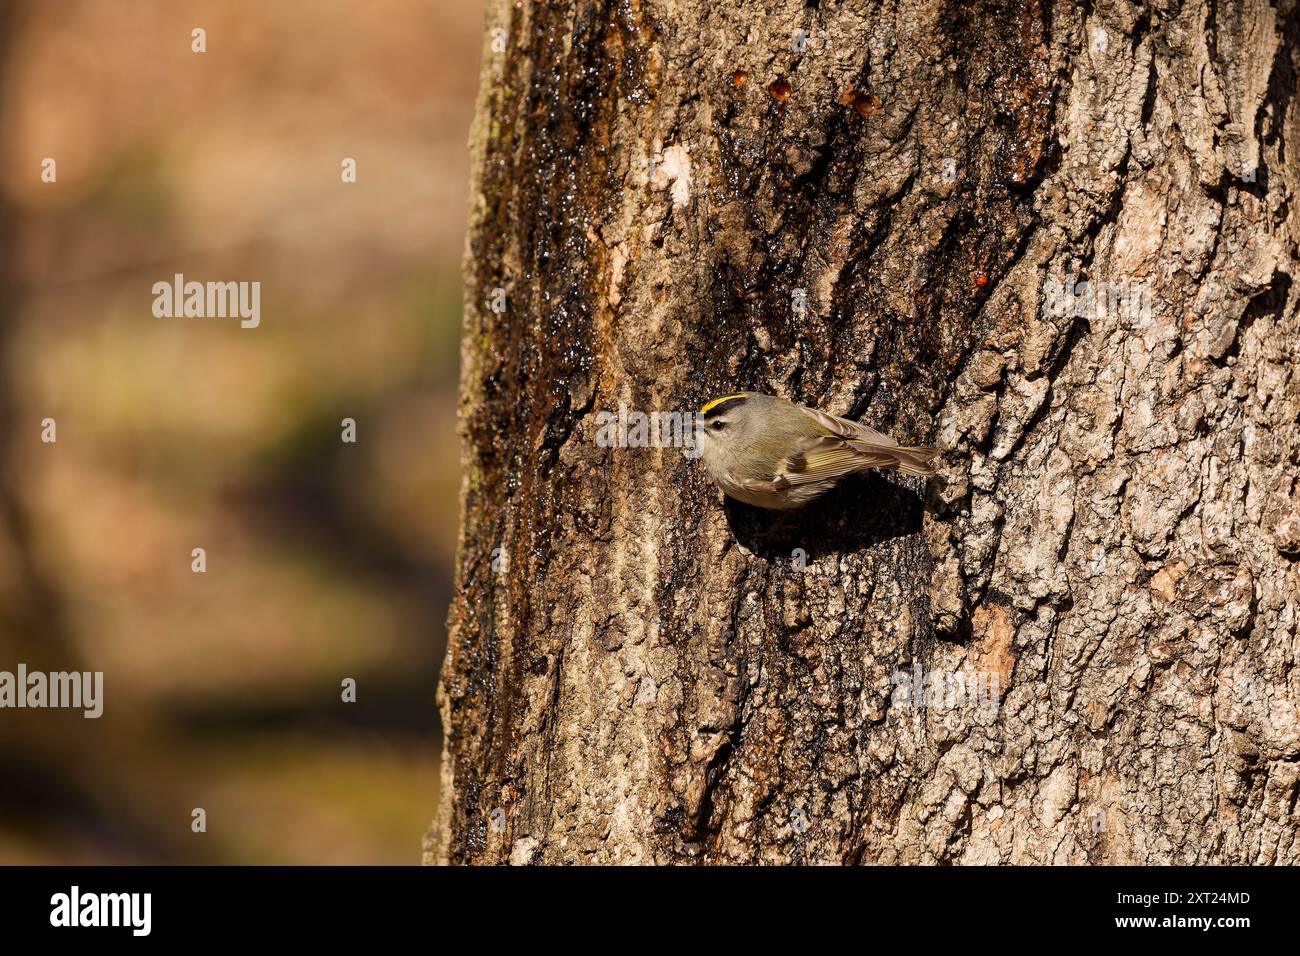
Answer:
[737,476,788,494]
[776,436,898,487]
[791,405,938,478]
[797,403,899,447]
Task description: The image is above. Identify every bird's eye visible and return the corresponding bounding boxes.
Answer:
[710,421,726,431]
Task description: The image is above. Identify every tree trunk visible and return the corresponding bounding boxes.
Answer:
[431,0,1300,864]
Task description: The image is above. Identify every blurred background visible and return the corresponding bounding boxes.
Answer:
[0,0,481,863]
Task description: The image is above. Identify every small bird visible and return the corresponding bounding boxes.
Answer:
[696,392,938,510]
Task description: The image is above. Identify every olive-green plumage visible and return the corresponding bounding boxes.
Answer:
[696,392,938,510]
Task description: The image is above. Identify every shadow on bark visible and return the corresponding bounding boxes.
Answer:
[721,471,925,562]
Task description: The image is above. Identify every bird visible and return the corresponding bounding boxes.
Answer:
[695,392,938,510]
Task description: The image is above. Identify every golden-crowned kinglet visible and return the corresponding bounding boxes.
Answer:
[696,392,938,510]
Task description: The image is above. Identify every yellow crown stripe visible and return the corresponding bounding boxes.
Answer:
[700,394,748,415]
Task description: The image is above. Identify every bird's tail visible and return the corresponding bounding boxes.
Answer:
[848,441,940,477]
[891,445,939,476]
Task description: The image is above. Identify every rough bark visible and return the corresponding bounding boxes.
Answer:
[431,0,1300,864]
